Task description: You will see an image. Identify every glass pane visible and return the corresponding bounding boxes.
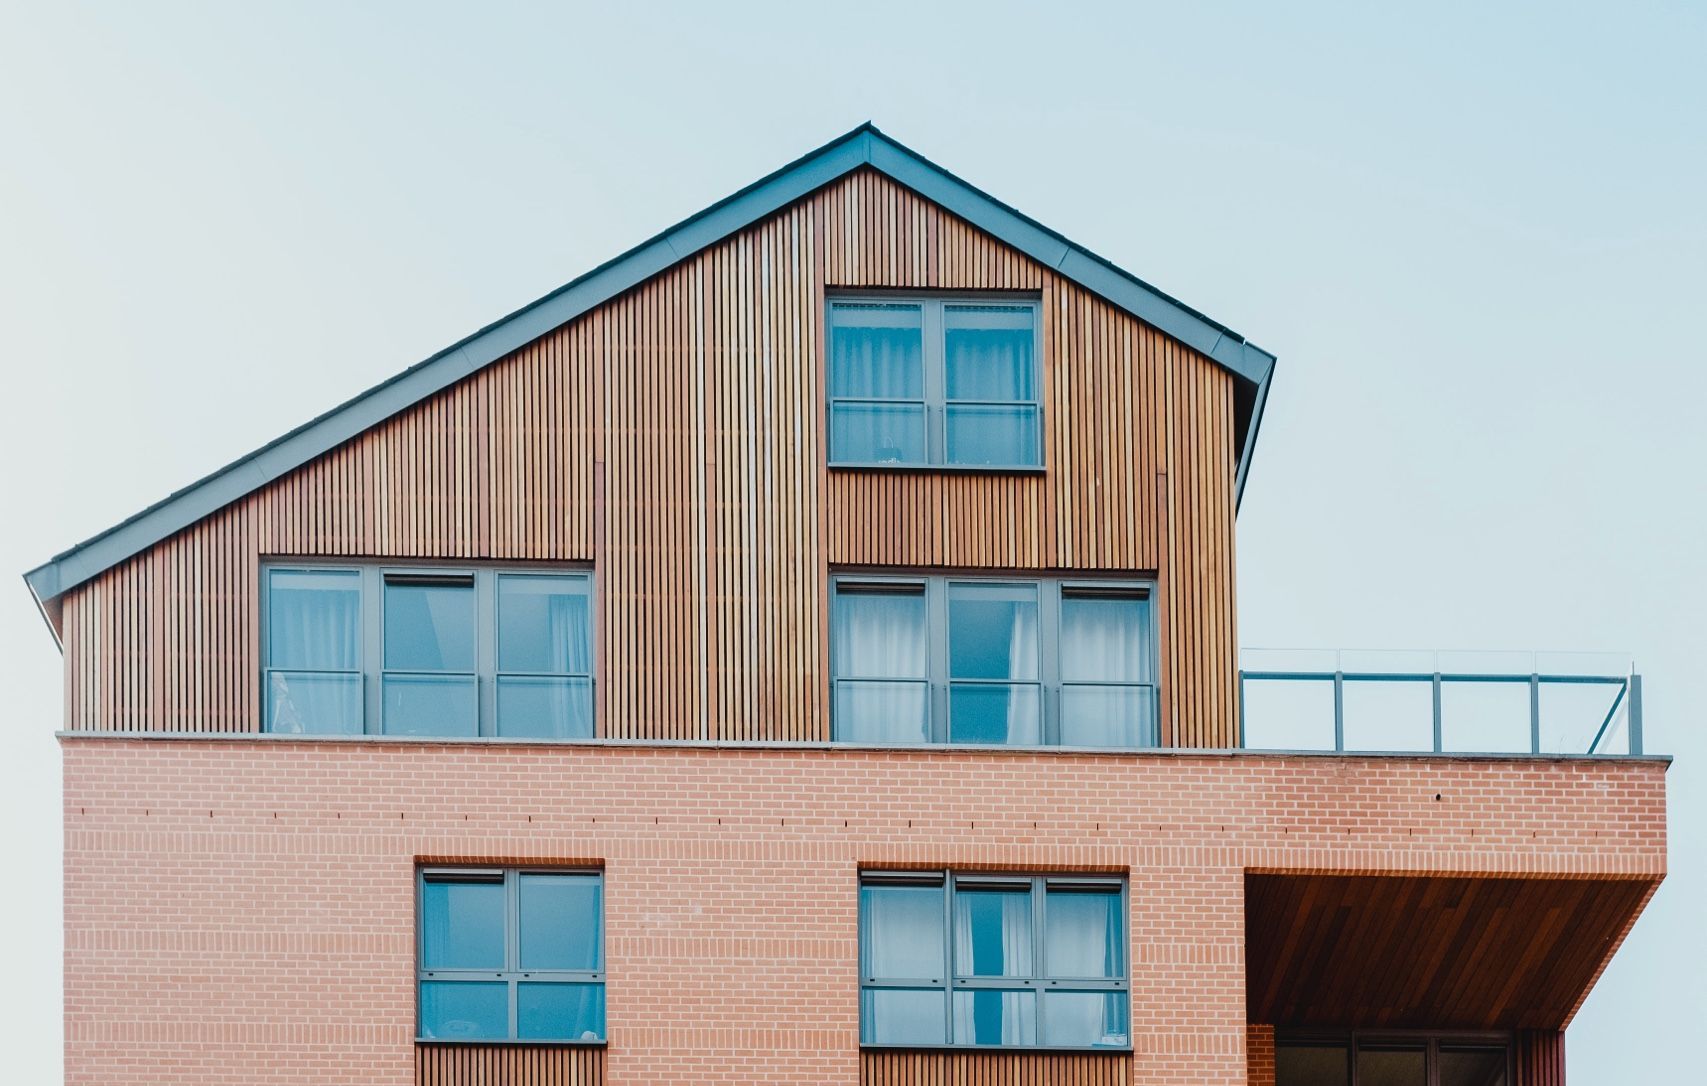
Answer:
[831,402,926,464]
[497,677,593,739]
[861,883,945,979]
[945,305,1035,401]
[265,671,361,734]
[1440,1047,1509,1086]
[384,674,477,736]
[384,579,474,671]
[948,583,1038,680]
[1060,595,1150,683]
[833,588,927,678]
[945,404,1040,467]
[1041,990,1128,1048]
[954,888,1032,977]
[1045,889,1123,977]
[267,569,360,670]
[498,575,591,674]
[421,878,505,969]
[830,303,923,398]
[419,980,508,1040]
[1276,1043,1350,1086]
[835,680,930,744]
[1240,676,1338,751]
[952,988,1036,1046]
[861,987,946,1045]
[1357,1047,1426,1086]
[519,873,602,971]
[949,684,1042,745]
[1440,679,1533,753]
[1342,678,1435,752]
[1059,685,1154,748]
[517,982,605,1041]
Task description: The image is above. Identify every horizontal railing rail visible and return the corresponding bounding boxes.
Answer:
[1238,649,1643,756]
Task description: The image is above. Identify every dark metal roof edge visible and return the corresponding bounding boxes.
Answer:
[26,122,1275,606]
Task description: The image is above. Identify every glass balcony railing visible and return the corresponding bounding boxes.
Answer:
[1239,649,1644,756]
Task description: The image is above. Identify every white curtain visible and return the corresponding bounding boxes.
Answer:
[267,571,360,733]
[834,591,929,742]
[1060,596,1148,683]
[944,307,1034,400]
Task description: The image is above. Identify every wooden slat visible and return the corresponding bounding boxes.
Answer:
[1246,874,1658,1030]
[59,168,1242,745]
[859,1049,1130,1086]
[1514,1029,1566,1086]
[415,1044,603,1086]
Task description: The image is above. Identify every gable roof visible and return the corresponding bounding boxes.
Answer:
[23,122,1275,619]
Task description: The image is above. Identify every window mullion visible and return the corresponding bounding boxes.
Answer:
[930,577,949,743]
[943,873,956,1044]
[477,570,496,737]
[363,566,382,734]
[924,300,946,463]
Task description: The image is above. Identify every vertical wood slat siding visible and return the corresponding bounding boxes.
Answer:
[58,168,1240,745]
[415,1044,603,1086]
[860,1050,1130,1086]
[1515,1030,1566,1086]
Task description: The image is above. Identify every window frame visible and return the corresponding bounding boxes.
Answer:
[1275,1029,1514,1086]
[826,292,1044,471]
[260,560,596,738]
[828,573,1158,747]
[858,869,1131,1052]
[415,865,606,1045]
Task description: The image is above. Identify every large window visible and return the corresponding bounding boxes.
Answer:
[263,565,593,737]
[417,868,605,1043]
[1277,1033,1511,1086]
[828,296,1041,468]
[831,575,1155,747]
[859,871,1129,1050]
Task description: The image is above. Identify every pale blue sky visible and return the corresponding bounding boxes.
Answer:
[1,1,1702,1079]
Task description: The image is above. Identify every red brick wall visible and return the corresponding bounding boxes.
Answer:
[61,739,1666,1085]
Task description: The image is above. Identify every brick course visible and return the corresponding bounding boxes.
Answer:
[62,739,1667,1085]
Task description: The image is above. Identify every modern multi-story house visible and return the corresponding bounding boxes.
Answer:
[26,125,1666,1086]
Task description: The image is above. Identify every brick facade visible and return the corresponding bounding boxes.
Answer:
[62,738,1666,1085]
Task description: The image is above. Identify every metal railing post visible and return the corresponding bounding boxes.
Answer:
[1431,672,1443,753]
[1529,673,1542,754]
[1332,670,1345,752]
[1629,673,1644,756]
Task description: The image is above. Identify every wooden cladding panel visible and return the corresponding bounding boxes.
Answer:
[1514,1029,1565,1086]
[416,1044,603,1086]
[60,168,1240,743]
[860,1050,1130,1086]
[1246,874,1657,1031]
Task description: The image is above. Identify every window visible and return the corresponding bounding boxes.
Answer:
[828,297,1041,468]
[263,565,593,737]
[830,575,1155,747]
[859,871,1128,1050]
[1276,1033,1511,1086]
[417,868,605,1043]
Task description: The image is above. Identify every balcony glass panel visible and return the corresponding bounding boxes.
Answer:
[1059,685,1154,748]
[949,683,1042,744]
[1041,990,1129,1048]
[952,989,1036,1046]
[835,680,931,744]
[1341,678,1435,752]
[383,674,477,736]
[419,981,508,1040]
[831,402,927,464]
[1439,680,1532,753]
[1241,675,1338,750]
[861,988,946,1045]
[496,676,593,739]
[516,982,604,1041]
[265,671,361,735]
[945,404,1040,466]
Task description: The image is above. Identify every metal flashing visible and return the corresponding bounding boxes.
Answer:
[24,123,1276,609]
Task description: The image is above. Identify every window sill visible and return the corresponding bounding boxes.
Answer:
[415,1039,607,1048]
[860,1044,1132,1055]
[828,462,1047,475]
